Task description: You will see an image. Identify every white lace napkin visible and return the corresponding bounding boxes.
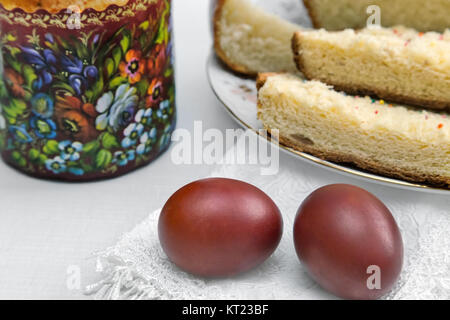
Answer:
[85,134,450,300]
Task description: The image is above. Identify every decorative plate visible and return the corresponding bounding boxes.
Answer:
[207,53,449,194]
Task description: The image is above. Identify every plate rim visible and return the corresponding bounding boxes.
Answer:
[206,52,450,194]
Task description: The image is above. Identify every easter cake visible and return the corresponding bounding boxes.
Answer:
[303,0,450,32]
[257,73,450,187]
[213,0,300,76]
[292,27,450,111]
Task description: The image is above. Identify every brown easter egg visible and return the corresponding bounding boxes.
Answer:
[293,184,403,300]
[159,178,283,277]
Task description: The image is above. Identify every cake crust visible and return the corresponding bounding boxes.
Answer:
[276,132,450,188]
[292,32,450,111]
[257,73,450,188]
[213,0,256,76]
[302,0,321,29]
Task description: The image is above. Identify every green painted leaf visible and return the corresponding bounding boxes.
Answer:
[95,149,112,169]
[12,99,27,112]
[101,132,119,150]
[155,13,169,45]
[18,157,26,167]
[164,67,173,78]
[75,41,89,60]
[38,154,48,165]
[136,79,149,98]
[0,134,5,151]
[139,34,147,51]
[139,21,149,31]
[11,151,21,161]
[109,76,127,89]
[80,163,94,172]
[83,140,100,154]
[4,53,21,73]
[12,151,26,167]
[112,47,122,69]
[91,76,104,100]
[22,65,38,88]
[0,79,8,99]
[28,149,40,161]
[5,33,17,42]
[43,140,60,155]
[57,37,72,51]
[53,81,76,95]
[3,99,27,122]
[120,34,131,54]
[105,58,115,77]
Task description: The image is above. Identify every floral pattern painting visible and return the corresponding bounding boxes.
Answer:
[0,0,175,180]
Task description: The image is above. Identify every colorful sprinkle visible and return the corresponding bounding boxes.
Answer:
[375,110,379,115]
[379,100,385,105]
[438,124,444,129]
[418,32,424,37]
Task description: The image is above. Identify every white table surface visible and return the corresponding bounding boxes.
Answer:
[0,0,448,300]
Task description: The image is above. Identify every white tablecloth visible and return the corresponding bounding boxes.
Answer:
[0,0,449,299]
[85,133,450,300]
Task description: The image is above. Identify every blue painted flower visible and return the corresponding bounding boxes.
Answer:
[61,55,98,95]
[68,75,86,96]
[159,124,173,150]
[92,34,100,45]
[135,108,153,126]
[60,55,84,74]
[68,167,84,176]
[121,122,144,148]
[58,140,83,161]
[95,84,138,132]
[156,99,170,120]
[45,156,66,174]
[84,66,98,79]
[21,47,57,90]
[112,150,135,167]
[45,33,54,44]
[9,124,33,143]
[45,156,84,175]
[31,93,54,118]
[137,128,157,155]
[30,116,57,139]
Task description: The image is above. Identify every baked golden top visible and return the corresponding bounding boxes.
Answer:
[0,0,129,13]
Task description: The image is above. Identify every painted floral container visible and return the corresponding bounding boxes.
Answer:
[0,0,175,181]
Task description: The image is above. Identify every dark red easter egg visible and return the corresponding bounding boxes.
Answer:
[293,184,403,300]
[158,178,283,277]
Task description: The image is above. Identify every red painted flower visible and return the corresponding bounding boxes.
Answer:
[55,95,97,142]
[147,44,167,78]
[146,78,164,108]
[4,68,26,98]
[119,50,146,84]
